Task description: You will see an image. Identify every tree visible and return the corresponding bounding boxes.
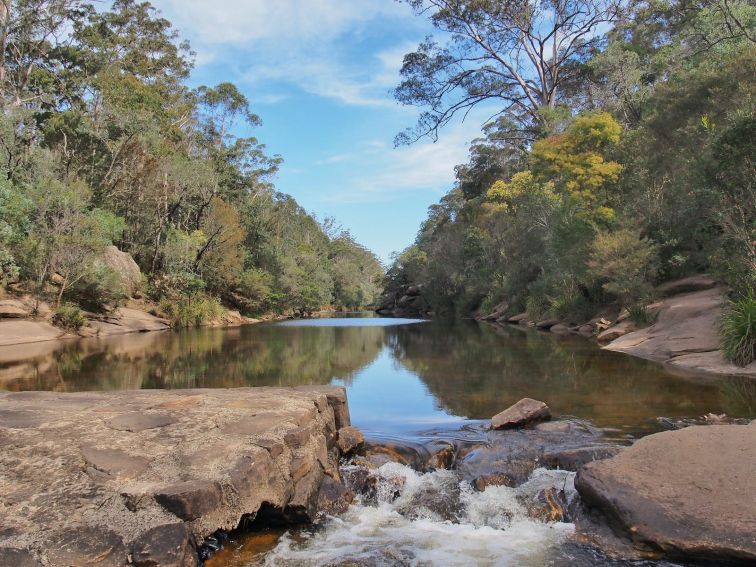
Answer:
[394,0,621,144]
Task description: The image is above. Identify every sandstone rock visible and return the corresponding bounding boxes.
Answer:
[0,387,348,566]
[0,299,29,319]
[479,301,509,321]
[603,286,756,375]
[575,424,756,563]
[549,323,570,334]
[507,312,528,323]
[577,324,594,336]
[0,320,64,347]
[596,319,637,344]
[526,487,569,523]
[336,426,364,456]
[490,398,550,429]
[541,445,621,471]
[154,481,223,521]
[535,317,560,329]
[316,476,354,518]
[427,444,455,470]
[102,245,142,297]
[656,274,718,297]
[459,418,614,488]
[131,523,197,567]
[0,548,42,567]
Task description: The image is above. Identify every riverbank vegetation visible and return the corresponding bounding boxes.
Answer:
[0,0,383,324]
[384,0,755,364]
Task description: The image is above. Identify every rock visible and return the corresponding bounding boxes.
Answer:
[0,548,42,567]
[542,445,621,471]
[549,323,570,334]
[458,418,614,488]
[507,312,528,323]
[577,324,594,336]
[337,426,364,456]
[472,473,513,491]
[479,301,509,321]
[603,286,756,375]
[102,245,142,297]
[596,319,637,344]
[656,274,718,297]
[0,299,29,319]
[316,475,354,518]
[362,440,430,470]
[490,398,551,430]
[0,320,64,346]
[153,481,223,521]
[47,526,127,567]
[526,487,569,523]
[0,387,349,566]
[535,317,560,329]
[575,424,756,563]
[427,444,455,470]
[131,523,197,567]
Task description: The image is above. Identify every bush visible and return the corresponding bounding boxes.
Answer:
[159,294,224,328]
[587,228,659,307]
[720,291,756,367]
[52,302,86,331]
[69,260,128,311]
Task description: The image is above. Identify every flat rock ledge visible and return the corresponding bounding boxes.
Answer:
[575,422,756,564]
[0,386,351,567]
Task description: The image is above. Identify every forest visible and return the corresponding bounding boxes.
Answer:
[383,0,755,365]
[0,0,384,326]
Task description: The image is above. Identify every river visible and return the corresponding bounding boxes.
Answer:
[1,314,753,565]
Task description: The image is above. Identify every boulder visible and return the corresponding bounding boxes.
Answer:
[535,317,561,329]
[336,426,365,456]
[549,323,570,334]
[490,398,550,430]
[130,523,197,567]
[0,299,29,319]
[316,475,354,518]
[507,312,528,324]
[656,274,718,297]
[596,320,637,344]
[479,301,509,321]
[102,245,142,297]
[575,423,756,563]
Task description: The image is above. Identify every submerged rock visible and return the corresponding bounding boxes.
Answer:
[490,398,551,429]
[575,423,756,564]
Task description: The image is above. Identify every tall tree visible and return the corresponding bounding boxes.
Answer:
[394,0,621,144]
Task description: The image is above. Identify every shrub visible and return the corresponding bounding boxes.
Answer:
[720,291,756,367]
[628,304,652,326]
[52,302,86,331]
[587,228,659,307]
[69,260,128,311]
[159,294,224,328]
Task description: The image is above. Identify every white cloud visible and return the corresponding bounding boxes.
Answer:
[319,109,492,204]
[151,0,424,107]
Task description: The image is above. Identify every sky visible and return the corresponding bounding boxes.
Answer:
[149,0,488,264]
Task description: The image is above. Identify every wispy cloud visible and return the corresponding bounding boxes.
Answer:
[152,0,421,108]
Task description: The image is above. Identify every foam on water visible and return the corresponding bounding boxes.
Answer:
[261,463,576,566]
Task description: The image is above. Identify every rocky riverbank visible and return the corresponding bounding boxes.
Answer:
[473,275,756,377]
[0,386,353,567]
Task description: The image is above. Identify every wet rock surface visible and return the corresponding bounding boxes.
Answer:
[0,386,351,566]
[576,422,756,563]
[490,397,551,429]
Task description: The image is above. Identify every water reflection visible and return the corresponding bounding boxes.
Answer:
[0,317,753,436]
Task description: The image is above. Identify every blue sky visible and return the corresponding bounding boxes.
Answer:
[150,0,489,264]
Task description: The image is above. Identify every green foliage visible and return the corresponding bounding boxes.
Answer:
[0,0,381,317]
[588,228,659,307]
[720,291,756,367]
[628,304,652,327]
[69,261,129,311]
[52,303,87,331]
[159,294,224,328]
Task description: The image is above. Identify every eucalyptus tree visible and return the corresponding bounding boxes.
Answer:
[394,0,622,144]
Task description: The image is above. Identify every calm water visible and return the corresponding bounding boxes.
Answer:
[1,314,753,438]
